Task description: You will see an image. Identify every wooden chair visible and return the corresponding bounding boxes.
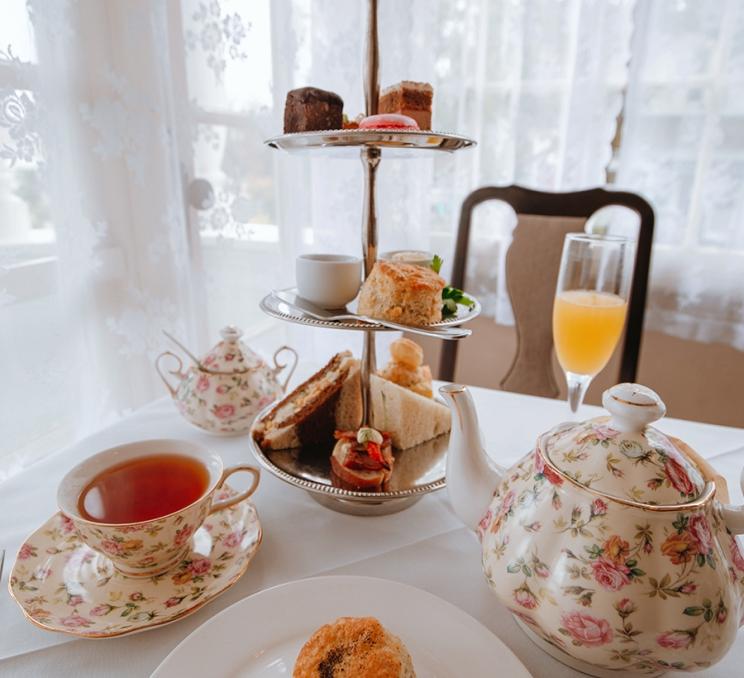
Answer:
[438,185,654,397]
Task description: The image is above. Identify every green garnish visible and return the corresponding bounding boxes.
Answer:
[430,254,475,318]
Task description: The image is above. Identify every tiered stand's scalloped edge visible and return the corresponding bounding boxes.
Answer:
[258,0,477,516]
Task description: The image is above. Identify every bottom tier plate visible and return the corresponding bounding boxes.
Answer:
[248,405,447,516]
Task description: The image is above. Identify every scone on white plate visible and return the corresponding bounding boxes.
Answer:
[293,616,416,678]
[357,260,444,326]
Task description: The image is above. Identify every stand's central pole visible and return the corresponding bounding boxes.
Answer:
[360,0,380,426]
[360,147,380,424]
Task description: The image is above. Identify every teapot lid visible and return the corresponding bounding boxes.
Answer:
[199,326,263,374]
[542,384,706,506]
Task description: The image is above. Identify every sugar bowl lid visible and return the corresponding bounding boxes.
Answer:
[200,326,263,374]
[542,384,706,506]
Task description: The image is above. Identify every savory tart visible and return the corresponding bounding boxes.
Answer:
[379,81,433,131]
[330,427,393,491]
[357,260,445,326]
[284,87,343,133]
[293,616,416,678]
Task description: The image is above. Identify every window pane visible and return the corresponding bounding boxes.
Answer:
[0,0,37,63]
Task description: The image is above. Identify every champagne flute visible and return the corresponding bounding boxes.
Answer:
[552,234,634,413]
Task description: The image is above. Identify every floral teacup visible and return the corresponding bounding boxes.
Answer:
[57,439,259,577]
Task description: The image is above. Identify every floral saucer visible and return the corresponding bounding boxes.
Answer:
[8,486,261,638]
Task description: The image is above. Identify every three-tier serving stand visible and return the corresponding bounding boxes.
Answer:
[252,0,478,516]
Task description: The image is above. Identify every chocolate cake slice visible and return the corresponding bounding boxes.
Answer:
[283,87,344,133]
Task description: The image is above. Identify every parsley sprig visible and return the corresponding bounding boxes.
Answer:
[430,255,475,318]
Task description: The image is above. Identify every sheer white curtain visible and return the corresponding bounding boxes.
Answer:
[0,1,201,479]
[616,0,744,350]
[2,0,740,481]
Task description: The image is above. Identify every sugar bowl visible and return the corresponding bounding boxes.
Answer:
[156,326,297,435]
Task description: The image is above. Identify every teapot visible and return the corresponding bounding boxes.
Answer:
[440,382,744,676]
[156,326,297,435]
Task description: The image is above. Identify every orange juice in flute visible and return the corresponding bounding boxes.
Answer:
[552,235,633,412]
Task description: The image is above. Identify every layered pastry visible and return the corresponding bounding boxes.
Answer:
[379,81,433,130]
[330,427,394,491]
[254,353,450,451]
[293,616,416,678]
[358,113,419,131]
[357,260,445,326]
[379,338,433,398]
[284,87,343,133]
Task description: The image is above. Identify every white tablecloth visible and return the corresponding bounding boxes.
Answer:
[1,382,743,677]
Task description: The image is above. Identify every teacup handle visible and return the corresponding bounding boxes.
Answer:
[208,464,260,514]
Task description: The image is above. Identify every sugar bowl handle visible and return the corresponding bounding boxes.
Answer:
[155,351,187,397]
[603,383,666,433]
[209,465,260,514]
[272,345,298,391]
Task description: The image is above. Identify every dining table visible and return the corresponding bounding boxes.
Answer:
[1,367,743,677]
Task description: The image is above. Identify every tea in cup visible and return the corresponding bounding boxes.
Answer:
[57,439,260,577]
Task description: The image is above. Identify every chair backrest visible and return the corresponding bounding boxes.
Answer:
[439,185,655,397]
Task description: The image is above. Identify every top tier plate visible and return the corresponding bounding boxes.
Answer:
[264,129,476,158]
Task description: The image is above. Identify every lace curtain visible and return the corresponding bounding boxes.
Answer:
[0,1,200,478]
[1,0,741,480]
[615,0,744,350]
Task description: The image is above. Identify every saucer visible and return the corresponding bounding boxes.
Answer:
[8,486,261,639]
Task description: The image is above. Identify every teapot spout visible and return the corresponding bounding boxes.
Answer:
[440,384,504,532]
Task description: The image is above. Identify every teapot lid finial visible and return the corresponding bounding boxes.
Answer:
[199,325,260,374]
[602,383,666,433]
[220,325,243,343]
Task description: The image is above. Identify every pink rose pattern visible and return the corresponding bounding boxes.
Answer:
[18,543,36,560]
[591,557,631,591]
[560,611,613,647]
[11,504,260,637]
[213,403,235,420]
[534,448,563,486]
[657,630,694,649]
[513,585,539,610]
[663,457,695,497]
[479,449,739,673]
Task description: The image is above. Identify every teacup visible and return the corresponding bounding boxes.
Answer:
[57,439,260,577]
[296,254,362,308]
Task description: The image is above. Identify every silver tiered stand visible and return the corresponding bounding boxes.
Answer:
[252,0,477,516]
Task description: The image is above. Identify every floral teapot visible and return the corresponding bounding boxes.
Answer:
[440,382,744,676]
[156,326,297,435]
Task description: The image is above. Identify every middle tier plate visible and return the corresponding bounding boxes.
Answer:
[260,287,481,331]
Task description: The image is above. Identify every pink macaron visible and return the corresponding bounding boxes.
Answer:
[358,113,420,131]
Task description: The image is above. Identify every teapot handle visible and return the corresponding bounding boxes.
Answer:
[721,467,744,536]
[272,346,298,392]
[155,351,187,397]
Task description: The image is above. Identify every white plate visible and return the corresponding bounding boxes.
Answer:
[151,576,531,678]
